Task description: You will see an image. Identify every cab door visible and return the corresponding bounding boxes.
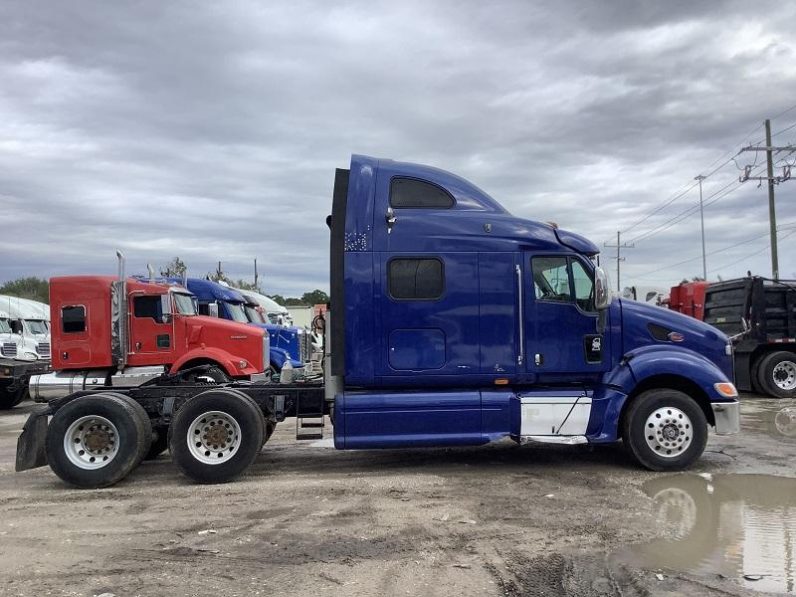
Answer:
[524,254,609,381]
[128,293,174,364]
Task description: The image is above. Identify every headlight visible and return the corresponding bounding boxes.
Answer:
[714,382,738,398]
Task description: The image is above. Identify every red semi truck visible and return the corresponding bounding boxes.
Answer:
[30,260,268,404]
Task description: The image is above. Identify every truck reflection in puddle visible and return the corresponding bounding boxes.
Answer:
[617,473,796,593]
[744,401,796,441]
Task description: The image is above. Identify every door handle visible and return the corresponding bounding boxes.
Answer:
[386,207,397,234]
[516,264,525,366]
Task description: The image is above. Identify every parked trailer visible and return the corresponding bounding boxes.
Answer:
[703,276,796,398]
[17,154,741,488]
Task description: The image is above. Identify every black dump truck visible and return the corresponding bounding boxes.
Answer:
[704,276,796,398]
[0,358,50,409]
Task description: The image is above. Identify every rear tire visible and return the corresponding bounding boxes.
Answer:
[622,389,708,471]
[0,383,26,410]
[750,354,765,395]
[169,389,264,484]
[46,393,152,488]
[757,351,796,398]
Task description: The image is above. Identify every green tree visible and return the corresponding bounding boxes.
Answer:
[268,294,286,304]
[160,256,187,278]
[300,289,329,305]
[0,277,50,303]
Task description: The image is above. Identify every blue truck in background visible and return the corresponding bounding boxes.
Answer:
[181,278,307,371]
[17,154,741,488]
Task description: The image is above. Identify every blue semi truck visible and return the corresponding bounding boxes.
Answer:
[17,154,740,488]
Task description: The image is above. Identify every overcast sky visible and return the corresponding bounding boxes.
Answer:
[2,0,796,296]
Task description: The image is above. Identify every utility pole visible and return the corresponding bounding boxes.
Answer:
[254,258,259,290]
[739,119,794,280]
[695,175,707,280]
[604,231,635,292]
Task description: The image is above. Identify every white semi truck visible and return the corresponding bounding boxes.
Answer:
[0,295,51,361]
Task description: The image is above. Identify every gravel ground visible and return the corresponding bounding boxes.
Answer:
[0,396,794,597]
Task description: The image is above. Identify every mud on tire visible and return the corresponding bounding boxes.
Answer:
[622,388,708,471]
[169,389,264,484]
[46,393,152,488]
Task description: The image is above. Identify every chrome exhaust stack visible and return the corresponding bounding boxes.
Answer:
[112,250,128,371]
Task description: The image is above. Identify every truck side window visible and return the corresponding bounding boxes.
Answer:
[532,257,571,302]
[390,178,454,209]
[134,296,163,321]
[389,258,444,300]
[62,306,86,333]
[571,259,595,312]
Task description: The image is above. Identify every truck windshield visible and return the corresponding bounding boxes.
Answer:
[0,319,11,334]
[245,305,264,323]
[224,301,248,323]
[26,320,49,335]
[173,293,197,315]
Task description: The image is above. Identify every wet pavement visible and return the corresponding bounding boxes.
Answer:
[617,473,796,594]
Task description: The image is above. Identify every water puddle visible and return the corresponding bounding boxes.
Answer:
[745,402,796,442]
[617,473,796,593]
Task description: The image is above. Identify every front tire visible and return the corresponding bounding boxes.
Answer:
[622,389,708,471]
[46,393,152,488]
[757,351,796,398]
[169,389,264,484]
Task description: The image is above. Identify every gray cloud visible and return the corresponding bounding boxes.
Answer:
[2,0,796,296]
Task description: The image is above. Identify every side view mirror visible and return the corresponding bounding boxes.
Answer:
[594,266,612,311]
[208,302,219,318]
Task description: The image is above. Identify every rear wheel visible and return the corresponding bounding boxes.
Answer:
[622,389,708,471]
[169,389,264,484]
[757,351,796,398]
[0,383,26,410]
[46,393,152,488]
[750,354,765,395]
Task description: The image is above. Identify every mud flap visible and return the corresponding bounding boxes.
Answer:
[16,409,49,472]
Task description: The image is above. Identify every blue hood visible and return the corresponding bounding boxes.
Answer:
[619,298,732,379]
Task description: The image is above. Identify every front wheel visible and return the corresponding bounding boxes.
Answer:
[757,351,796,398]
[169,389,264,484]
[622,389,708,471]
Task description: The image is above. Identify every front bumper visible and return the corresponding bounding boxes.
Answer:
[711,400,740,435]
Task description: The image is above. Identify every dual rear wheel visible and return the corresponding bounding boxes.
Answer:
[46,389,267,488]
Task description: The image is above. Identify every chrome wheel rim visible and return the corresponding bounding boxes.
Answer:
[644,407,692,458]
[772,361,796,391]
[186,411,241,465]
[64,415,120,470]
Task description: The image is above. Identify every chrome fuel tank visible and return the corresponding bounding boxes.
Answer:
[29,370,110,402]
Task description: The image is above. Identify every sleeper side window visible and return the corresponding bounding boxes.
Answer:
[390,178,454,209]
[389,258,444,300]
[62,306,86,333]
[532,257,572,303]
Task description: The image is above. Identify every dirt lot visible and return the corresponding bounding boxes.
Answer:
[1,396,795,597]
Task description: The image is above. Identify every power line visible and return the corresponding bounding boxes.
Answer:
[708,228,796,275]
[628,167,764,245]
[619,104,796,238]
[631,222,796,280]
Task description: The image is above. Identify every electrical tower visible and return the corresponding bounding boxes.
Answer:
[604,231,635,292]
[738,119,795,280]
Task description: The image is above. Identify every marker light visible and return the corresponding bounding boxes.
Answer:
[714,382,738,398]
[494,378,509,385]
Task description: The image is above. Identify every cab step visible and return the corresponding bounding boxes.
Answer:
[296,416,325,440]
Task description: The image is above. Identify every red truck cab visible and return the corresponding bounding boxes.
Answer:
[50,276,266,379]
